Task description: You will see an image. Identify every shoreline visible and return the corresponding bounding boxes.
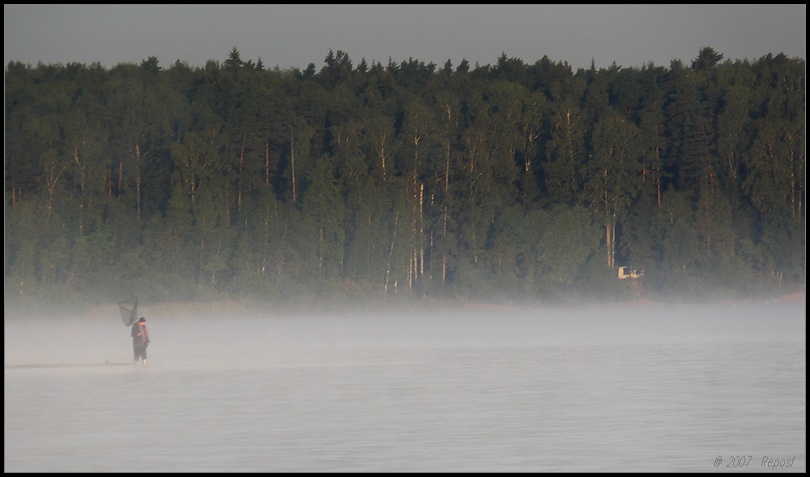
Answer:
[3,287,804,322]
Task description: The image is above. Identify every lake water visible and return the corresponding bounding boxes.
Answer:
[4,300,805,472]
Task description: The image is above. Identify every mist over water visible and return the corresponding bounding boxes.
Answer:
[5,300,805,471]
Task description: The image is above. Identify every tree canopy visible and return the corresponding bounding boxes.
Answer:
[4,47,805,309]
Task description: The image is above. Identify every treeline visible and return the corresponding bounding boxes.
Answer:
[4,47,805,308]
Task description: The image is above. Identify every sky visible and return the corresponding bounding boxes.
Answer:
[4,4,806,72]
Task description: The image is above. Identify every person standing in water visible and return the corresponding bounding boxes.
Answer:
[131,317,150,365]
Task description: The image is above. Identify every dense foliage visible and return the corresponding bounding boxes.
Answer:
[4,47,805,308]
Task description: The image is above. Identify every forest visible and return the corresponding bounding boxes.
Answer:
[4,47,806,310]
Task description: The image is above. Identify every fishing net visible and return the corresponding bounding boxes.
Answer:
[118,296,138,326]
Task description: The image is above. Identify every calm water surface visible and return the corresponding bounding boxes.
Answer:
[5,302,805,472]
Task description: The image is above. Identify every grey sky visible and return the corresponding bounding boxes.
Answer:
[4,4,806,72]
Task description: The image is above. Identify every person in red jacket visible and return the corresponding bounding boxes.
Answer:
[131,317,150,365]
